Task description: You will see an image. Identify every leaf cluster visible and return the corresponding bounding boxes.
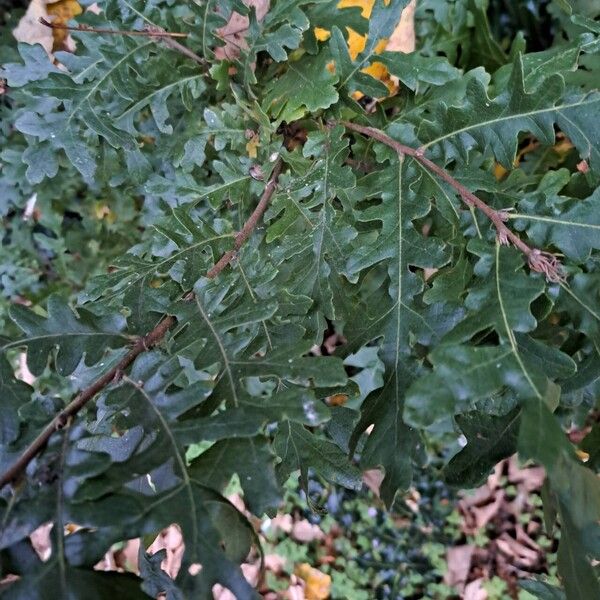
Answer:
[1,0,599,597]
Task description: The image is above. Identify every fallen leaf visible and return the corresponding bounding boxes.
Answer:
[445,544,475,588]
[13,0,54,54]
[291,519,324,543]
[214,0,270,61]
[286,583,305,600]
[264,553,286,574]
[386,0,416,53]
[577,159,589,173]
[47,0,83,49]
[362,468,384,497]
[30,522,53,562]
[268,513,293,534]
[464,578,488,600]
[295,563,331,600]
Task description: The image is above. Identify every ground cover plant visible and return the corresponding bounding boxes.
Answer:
[0,0,599,597]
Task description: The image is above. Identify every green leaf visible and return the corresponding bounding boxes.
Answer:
[274,420,362,490]
[419,54,600,171]
[329,0,411,99]
[0,356,32,446]
[239,0,311,86]
[1,565,147,600]
[343,153,451,506]
[7,295,128,376]
[444,242,546,400]
[444,408,521,488]
[1,43,60,87]
[264,51,339,122]
[266,125,357,327]
[405,345,523,427]
[378,51,461,91]
[512,183,600,262]
[139,549,185,600]
[519,580,566,600]
[189,437,281,515]
[557,507,600,600]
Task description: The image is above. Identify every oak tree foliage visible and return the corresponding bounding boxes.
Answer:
[0,0,599,597]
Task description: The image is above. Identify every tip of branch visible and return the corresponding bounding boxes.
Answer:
[39,17,53,28]
[528,249,566,283]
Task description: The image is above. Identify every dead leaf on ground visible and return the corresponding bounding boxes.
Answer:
[386,0,416,53]
[445,544,475,589]
[30,522,52,561]
[362,468,384,497]
[451,456,555,596]
[292,519,325,543]
[214,0,270,61]
[146,524,185,579]
[286,583,305,600]
[264,553,286,574]
[295,563,331,600]
[13,0,54,54]
[464,578,488,600]
[47,0,82,49]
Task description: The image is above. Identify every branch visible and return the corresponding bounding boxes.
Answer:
[0,159,283,490]
[341,121,564,282]
[39,18,206,67]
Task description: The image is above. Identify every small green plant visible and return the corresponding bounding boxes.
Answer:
[0,0,599,598]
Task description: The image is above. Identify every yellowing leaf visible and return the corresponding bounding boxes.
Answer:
[246,133,260,158]
[314,27,331,42]
[93,202,116,224]
[47,0,82,49]
[337,0,375,18]
[346,27,367,61]
[327,393,348,406]
[554,136,574,156]
[313,0,405,99]
[576,449,590,463]
[295,563,331,600]
[494,163,508,180]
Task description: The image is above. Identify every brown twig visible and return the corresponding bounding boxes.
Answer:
[39,17,187,38]
[39,18,206,67]
[0,159,283,490]
[341,121,564,282]
[207,159,282,278]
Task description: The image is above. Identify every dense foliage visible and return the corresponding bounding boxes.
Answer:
[1,0,599,597]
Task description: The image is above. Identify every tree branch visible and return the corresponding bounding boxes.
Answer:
[39,18,206,67]
[0,159,283,490]
[341,121,564,282]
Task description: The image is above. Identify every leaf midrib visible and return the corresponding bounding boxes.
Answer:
[421,96,599,149]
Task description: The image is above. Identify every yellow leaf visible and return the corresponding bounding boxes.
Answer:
[314,27,331,42]
[346,27,366,61]
[47,0,82,49]
[93,202,116,224]
[246,133,260,159]
[312,0,403,100]
[337,0,375,18]
[494,163,508,181]
[553,136,574,156]
[295,563,331,600]
[576,449,590,463]
[327,393,348,406]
